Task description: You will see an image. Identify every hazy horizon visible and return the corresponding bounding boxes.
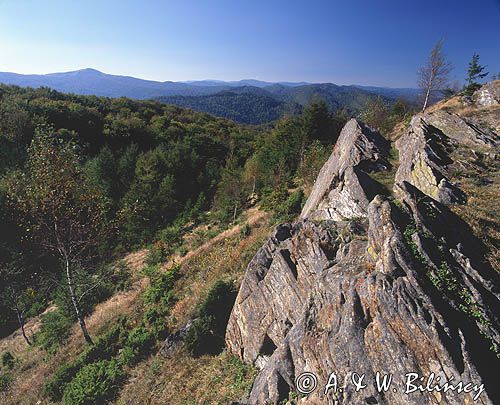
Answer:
[0,0,499,87]
[0,66,425,89]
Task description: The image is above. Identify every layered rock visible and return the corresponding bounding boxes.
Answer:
[226,108,500,404]
[300,118,390,221]
[394,115,466,204]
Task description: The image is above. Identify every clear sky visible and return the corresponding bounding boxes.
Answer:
[0,0,499,87]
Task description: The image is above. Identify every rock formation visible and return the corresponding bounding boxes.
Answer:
[300,118,390,221]
[226,103,500,404]
[475,81,500,107]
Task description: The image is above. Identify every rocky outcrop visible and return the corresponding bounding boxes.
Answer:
[226,106,500,404]
[300,118,390,221]
[394,115,466,204]
[475,81,500,107]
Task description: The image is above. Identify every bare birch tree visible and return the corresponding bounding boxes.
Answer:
[418,40,453,111]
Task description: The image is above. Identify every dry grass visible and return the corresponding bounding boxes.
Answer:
[449,148,500,271]
[116,350,257,405]
[113,210,271,404]
[0,208,271,404]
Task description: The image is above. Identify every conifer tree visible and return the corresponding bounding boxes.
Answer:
[464,53,488,96]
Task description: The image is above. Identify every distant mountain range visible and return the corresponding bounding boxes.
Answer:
[0,68,420,124]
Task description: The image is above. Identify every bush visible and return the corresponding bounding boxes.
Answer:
[35,310,73,354]
[107,261,132,292]
[239,223,251,238]
[157,224,183,247]
[43,323,126,402]
[1,351,15,369]
[145,240,171,266]
[275,189,304,222]
[62,359,125,405]
[44,359,85,401]
[143,307,169,340]
[142,264,179,306]
[0,373,12,392]
[120,326,155,365]
[185,280,237,356]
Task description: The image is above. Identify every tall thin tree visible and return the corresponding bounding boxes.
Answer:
[7,127,110,345]
[417,40,453,111]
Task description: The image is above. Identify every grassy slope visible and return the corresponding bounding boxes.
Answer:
[0,208,271,404]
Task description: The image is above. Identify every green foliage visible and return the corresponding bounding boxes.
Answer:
[145,240,171,266]
[360,97,413,134]
[239,223,251,238]
[120,326,155,366]
[262,187,305,223]
[158,91,298,125]
[61,359,125,405]
[0,372,13,392]
[185,280,237,356]
[1,351,15,369]
[142,264,179,306]
[43,322,126,402]
[296,140,331,188]
[34,310,73,354]
[464,53,489,96]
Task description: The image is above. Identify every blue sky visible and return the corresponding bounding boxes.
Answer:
[0,0,499,87]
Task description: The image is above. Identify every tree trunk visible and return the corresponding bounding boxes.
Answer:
[15,307,32,346]
[65,258,93,345]
[422,87,431,112]
[232,202,238,224]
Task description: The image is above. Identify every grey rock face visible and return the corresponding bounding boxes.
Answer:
[475,81,500,107]
[300,118,390,221]
[394,115,466,204]
[424,110,499,148]
[160,320,193,358]
[226,113,500,404]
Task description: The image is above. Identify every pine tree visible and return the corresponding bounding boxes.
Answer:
[464,54,489,96]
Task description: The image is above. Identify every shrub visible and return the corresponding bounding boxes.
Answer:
[145,240,171,266]
[62,359,125,405]
[35,310,73,354]
[157,224,183,247]
[0,373,12,392]
[143,307,169,340]
[107,261,132,292]
[277,189,305,221]
[142,264,179,305]
[1,351,15,369]
[120,326,155,365]
[239,223,251,238]
[43,323,126,402]
[44,359,85,401]
[185,280,237,356]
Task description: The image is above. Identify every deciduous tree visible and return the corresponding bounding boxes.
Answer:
[417,40,452,111]
[6,126,110,345]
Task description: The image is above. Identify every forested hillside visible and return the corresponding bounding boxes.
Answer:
[0,84,381,339]
[0,83,415,403]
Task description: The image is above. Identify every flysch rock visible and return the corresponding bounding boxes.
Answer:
[300,118,390,221]
[226,106,500,404]
[394,115,466,204]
